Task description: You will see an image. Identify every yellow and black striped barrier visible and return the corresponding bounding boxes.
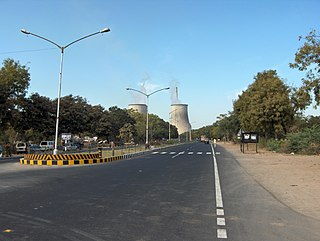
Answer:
[24,153,100,160]
[20,153,130,166]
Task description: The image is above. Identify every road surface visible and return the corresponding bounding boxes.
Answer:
[0,142,319,240]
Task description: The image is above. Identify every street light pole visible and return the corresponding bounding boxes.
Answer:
[21,28,110,154]
[126,87,170,148]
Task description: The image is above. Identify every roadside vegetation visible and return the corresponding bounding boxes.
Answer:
[0,59,178,151]
[193,30,320,155]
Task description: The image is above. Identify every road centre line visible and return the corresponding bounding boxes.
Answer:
[217,217,226,226]
[217,229,228,239]
[216,209,224,216]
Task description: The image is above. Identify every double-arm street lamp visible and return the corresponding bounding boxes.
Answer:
[126,87,170,148]
[21,27,110,154]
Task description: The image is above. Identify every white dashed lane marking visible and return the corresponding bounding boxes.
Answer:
[217,229,228,239]
[216,209,224,216]
[151,151,211,156]
[217,217,226,226]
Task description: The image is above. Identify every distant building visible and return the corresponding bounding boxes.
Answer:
[128,104,147,114]
[170,104,191,135]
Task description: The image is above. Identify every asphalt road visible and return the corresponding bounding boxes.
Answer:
[0,142,319,241]
[0,156,22,164]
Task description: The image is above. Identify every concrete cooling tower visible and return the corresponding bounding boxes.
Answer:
[128,104,147,114]
[170,104,191,135]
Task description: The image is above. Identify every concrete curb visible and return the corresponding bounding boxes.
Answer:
[19,143,187,166]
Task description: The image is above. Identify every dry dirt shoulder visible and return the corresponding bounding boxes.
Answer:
[220,142,320,221]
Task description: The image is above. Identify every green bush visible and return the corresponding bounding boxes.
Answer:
[266,139,288,152]
[267,139,281,152]
[286,125,320,155]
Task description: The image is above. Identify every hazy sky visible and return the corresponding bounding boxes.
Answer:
[1,0,319,128]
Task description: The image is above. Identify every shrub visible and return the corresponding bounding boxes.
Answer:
[286,125,320,155]
[266,139,288,152]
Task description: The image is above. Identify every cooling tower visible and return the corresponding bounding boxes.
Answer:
[170,104,191,135]
[128,104,147,114]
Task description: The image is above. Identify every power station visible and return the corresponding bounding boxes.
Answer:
[128,104,147,114]
[128,87,191,141]
[170,103,191,135]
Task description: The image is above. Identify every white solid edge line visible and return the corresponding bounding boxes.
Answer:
[211,144,224,208]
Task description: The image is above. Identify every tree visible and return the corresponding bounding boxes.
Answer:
[148,113,170,141]
[0,58,30,130]
[192,125,212,139]
[58,95,91,134]
[129,110,147,143]
[214,112,240,141]
[290,30,320,109]
[118,123,136,143]
[85,104,105,136]
[233,70,295,139]
[107,106,135,142]
[129,110,177,143]
[18,93,56,140]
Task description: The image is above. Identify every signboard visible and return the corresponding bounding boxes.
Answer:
[240,131,259,153]
[61,133,72,141]
[241,132,259,143]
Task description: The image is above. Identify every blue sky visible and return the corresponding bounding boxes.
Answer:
[0,0,319,129]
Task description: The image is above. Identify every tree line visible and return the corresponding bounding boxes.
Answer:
[0,58,178,145]
[193,30,320,154]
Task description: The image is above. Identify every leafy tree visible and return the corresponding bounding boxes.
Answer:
[58,95,91,134]
[169,123,179,139]
[214,112,240,141]
[129,110,177,143]
[192,125,212,139]
[18,93,56,140]
[290,30,320,109]
[0,58,30,130]
[118,123,136,143]
[95,110,111,140]
[290,114,320,133]
[129,110,147,143]
[233,70,295,139]
[107,106,135,142]
[148,113,170,141]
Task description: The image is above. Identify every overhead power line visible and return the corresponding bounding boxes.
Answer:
[0,47,56,55]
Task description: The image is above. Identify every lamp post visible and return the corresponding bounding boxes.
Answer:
[21,28,110,154]
[126,87,170,148]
